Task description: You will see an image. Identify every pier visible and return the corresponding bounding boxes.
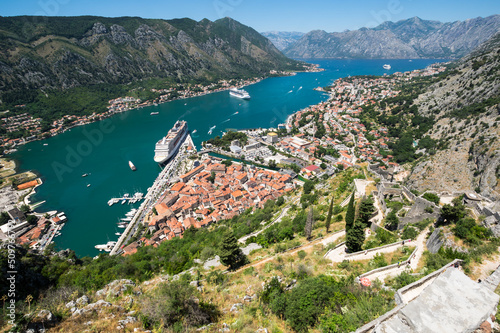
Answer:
[110,134,196,255]
[107,192,144,206]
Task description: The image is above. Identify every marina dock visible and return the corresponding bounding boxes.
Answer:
[107,192,144,206]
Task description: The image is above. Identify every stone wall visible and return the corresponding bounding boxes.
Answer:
[399,197,440,228]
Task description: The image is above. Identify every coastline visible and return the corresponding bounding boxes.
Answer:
[2,63,324,153]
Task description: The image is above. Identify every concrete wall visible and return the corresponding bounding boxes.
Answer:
[402,186,417,202]
[357,246,419,280]
[345,239,411,260]
[354,259,464,333]
[395,259,463,305]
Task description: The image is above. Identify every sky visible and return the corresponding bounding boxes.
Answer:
[2,0,499,33]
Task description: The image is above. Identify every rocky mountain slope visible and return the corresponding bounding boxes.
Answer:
[406,33,500,200]
[260,31,304,51]
[0,16,302,101]
[284,15,500,59]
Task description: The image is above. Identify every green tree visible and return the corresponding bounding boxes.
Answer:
[346,219,365,252]
[357,197,375,226]
[325,196,334,233]
[0,212,10,226]
[219,230,247,270]
[303,180,314,195]
[345,192,355,231]
[208,171,216,183]
[20,204,30,214]
[385,210,399,231]
[305,206,314,240]
[440,197,466,224]
[26,215,38,225]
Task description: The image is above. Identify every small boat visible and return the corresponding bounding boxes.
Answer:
[87,184,91,187]
[115,232,121,236]
[192,129,197,134]
[383,64,391,70]
[117,224,127,229]
[129,161,136,171]
[82,173,88,177]
[150,112,159,115]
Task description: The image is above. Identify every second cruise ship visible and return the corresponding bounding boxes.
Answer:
[153,120,188,164]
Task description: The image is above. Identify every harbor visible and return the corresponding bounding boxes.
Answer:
[9,59,445,256]
[110,133,196,255]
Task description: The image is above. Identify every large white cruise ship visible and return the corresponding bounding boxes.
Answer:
[229,88,251,100]
[154,120,188,164]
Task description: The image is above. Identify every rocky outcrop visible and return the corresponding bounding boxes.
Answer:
[284,15,500,59]
[406,32,500,200]
[426,227,444,254]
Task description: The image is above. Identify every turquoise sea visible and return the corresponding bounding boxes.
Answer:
[11,59,447,257]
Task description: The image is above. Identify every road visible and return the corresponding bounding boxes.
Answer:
[359,228,430,284]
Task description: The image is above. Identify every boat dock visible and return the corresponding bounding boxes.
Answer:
[110,134,196,255]
[107,192,144,206]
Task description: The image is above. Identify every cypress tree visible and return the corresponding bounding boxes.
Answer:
[346,219,365,252]
[305,206,314,240]
[358,197,375,226]
[345,192,355,231]
[325,196,334,233]
[219,229,247,270]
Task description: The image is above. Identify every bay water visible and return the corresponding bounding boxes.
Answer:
[11,59,446,256]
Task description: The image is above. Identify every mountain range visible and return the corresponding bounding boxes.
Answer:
[276,15,500,59]
[260,31,304,51]
[0,16,302,104]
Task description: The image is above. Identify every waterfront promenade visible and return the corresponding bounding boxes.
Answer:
[110,135,195,255]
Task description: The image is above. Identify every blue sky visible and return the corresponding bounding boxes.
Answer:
[2,0,499,32]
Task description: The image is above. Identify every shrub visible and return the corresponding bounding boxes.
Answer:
[243,267,255,276]
[370,253,388,268]
[284,275,341,332]
[140,280,219,329]
[402,226,419,240]
[391,271,420,289]
[297,250,307,260]
[422,192,440,205]
[206,270,227,286]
